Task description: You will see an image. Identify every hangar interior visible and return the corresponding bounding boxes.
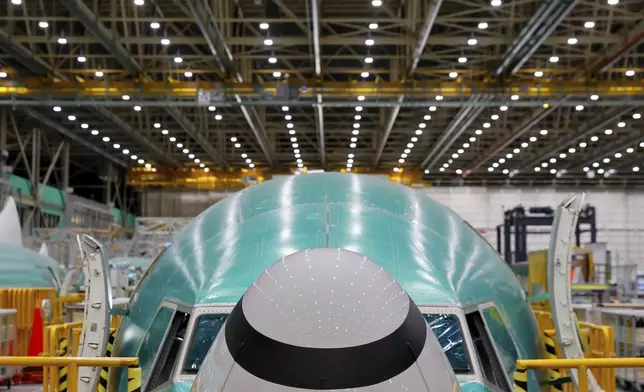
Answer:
[0,0,643,391]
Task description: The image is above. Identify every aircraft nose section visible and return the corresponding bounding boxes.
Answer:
[192,248,462,391]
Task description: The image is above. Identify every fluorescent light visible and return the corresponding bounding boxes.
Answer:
[633,167,640,172]
[355,106,363,112]
[264,38,273,46]
[584,21,595,28]
[58,37,67,44]
[67,115,76,121]
[177,143,183,148]
[285,115,293,120]
[618,122,626,127]
[625,70,635,77]
[511,94,519,100]
[491,0,502,6]
[540,129,548,135]
[122,95,130,100]
[365,39,375,46]
[161,130,168,135]
[579,142,587,147]
[169,137,176,142]
[500,105,508,111]
[235,143,241,148]
[534,71,544,77]
[53,106,62,112]
[184,71,193,77]
[354,115,361,120]
[458,57,467,63]
[429,106,437,111]
[615,152,622,158]
[549,56,559,63]
[215,114,222,120]
[534,167,541,172]
[576,105,584,111]
[436,95,443,101]
[183,149,189,154]
[78,56,87,62]
[230,137,237,142]
[357,95,365,101]
[81,123,89,129]
[113,144,120,149]
[161,38,170,45]
[282,106,289,112]
[478,22,488,29]
[633,113,641,119]
[475,129,482,135]
[259,22,270,30]
[468,38,477,46]
[424,115,431,120]
[449,71,458,78]
[269,57,277,64]
[369,23,378,29]
[138,159,144,164]
[123,149,129,154]
[607,0,618,5]
[38,21,49,28]
[150,22,160,29]
[372,0,382,6]
[273,71,282,77]
[567,37,578,45]
[604,129,613,135]
[491,114,499,120]
[174,57,183,63]
[131,155,137,160]
[134,0,144,5]
[569,148,576,153]
[590,136,599,142]
[415,130,423,135]
[134,106,141,111]
[590,94,599,100]
[530,136,537,142]
[204,168,210,172]
[95,71,104,77]
[521,142,528,148]
[365,57,374,64]
[418,123,426,128]
[0,72,6,78]
[102,137,110,142]
[483,123,491,128]
[91,130,99,135]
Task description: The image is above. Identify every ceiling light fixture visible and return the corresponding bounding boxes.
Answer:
[534,71,544,77]
[95,71,104,77]
[215,114,222,120]
[549,56,559,63]
[625,70,635,77]
[590,94,599,100]
[458,56,467,63]
[584,21,595,28]
[264,38,273,46]
[77,56,86,63]
[184,71,193,77]
[365,39,375,46]
[161,38,170,45]
[449,71,458,78]
[365,57,374,64]
[91,130,99,135]
[369,23,378,29]
[133,106,141,111]
[633,113,641,119]
[150,22,160,29]
[58,37,67,45]
[576,105,584,111]
[567,37,578,45]
[468,38,478,46]
[500,105,508,111]
[478,22,488,29]
[259,22,269,30]
[38,21,49,28]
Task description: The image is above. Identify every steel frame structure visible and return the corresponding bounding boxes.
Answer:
[0,0,643,185]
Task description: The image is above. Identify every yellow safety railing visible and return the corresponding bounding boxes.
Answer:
[531,310,616,392]
[0,356,140,392]
[50,294,86,325]
[44,323,121,392]
[0,288,57,356]
[514,358,644,392]
[43,321,82,392]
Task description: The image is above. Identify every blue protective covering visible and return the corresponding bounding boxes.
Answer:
[0,244,64,288]
[113,173,542,391]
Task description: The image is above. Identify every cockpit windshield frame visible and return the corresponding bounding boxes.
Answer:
[173,304,235,382]
[418,305,480,383]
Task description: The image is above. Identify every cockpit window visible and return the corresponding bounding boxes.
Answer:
[182,314,228,374]
[424,314,472,374]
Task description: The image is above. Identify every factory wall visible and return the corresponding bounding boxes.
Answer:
[423,187,644,272]
[139,186,644,271]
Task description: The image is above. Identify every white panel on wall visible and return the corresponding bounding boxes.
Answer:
[421,187,644,272]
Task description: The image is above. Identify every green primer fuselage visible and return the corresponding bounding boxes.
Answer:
[113,173,543,391]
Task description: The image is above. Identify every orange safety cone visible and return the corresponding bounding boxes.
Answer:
[27,308,43,357]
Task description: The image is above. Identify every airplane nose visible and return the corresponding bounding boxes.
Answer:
[192,248,461,391]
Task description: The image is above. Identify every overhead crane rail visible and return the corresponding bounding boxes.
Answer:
[0,78,643,102]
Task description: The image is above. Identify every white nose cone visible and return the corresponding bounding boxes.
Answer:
[192,248,461,391]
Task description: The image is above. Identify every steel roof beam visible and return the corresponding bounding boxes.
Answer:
[59,0,142,74]
[496,0,579,77]
[60,0,219,168]
[311,0,325,166]
[93,107,180,167]
[22,108,127,168]
[464,15,644,175]
[518,107,636,172]
[421,96,488,170]
[186,0,274,166]
[373,0,443,167]
[166,107,226,167]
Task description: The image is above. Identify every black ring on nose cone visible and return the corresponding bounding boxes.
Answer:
[224,294,426,390]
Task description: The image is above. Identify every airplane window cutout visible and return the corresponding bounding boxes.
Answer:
[182,314,228,374]
[466,311,512,392]
[138,307,174,377]
[147,310,190,391]
[423,314,472,374]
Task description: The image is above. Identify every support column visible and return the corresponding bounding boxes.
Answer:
[61,140,70,218]
[0,109,7,177]
[31,128,41,229]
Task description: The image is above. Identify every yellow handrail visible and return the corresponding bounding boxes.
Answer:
[516,358,644,392]
[0,356,139,392]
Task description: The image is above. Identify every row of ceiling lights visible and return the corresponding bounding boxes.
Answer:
[536,113,641,175]
[393,108,431,173]
[346,103,364,171]
[281,106,304,169]
[150,117,209,171]
[229,135,255,169]
[51,105,155,170]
